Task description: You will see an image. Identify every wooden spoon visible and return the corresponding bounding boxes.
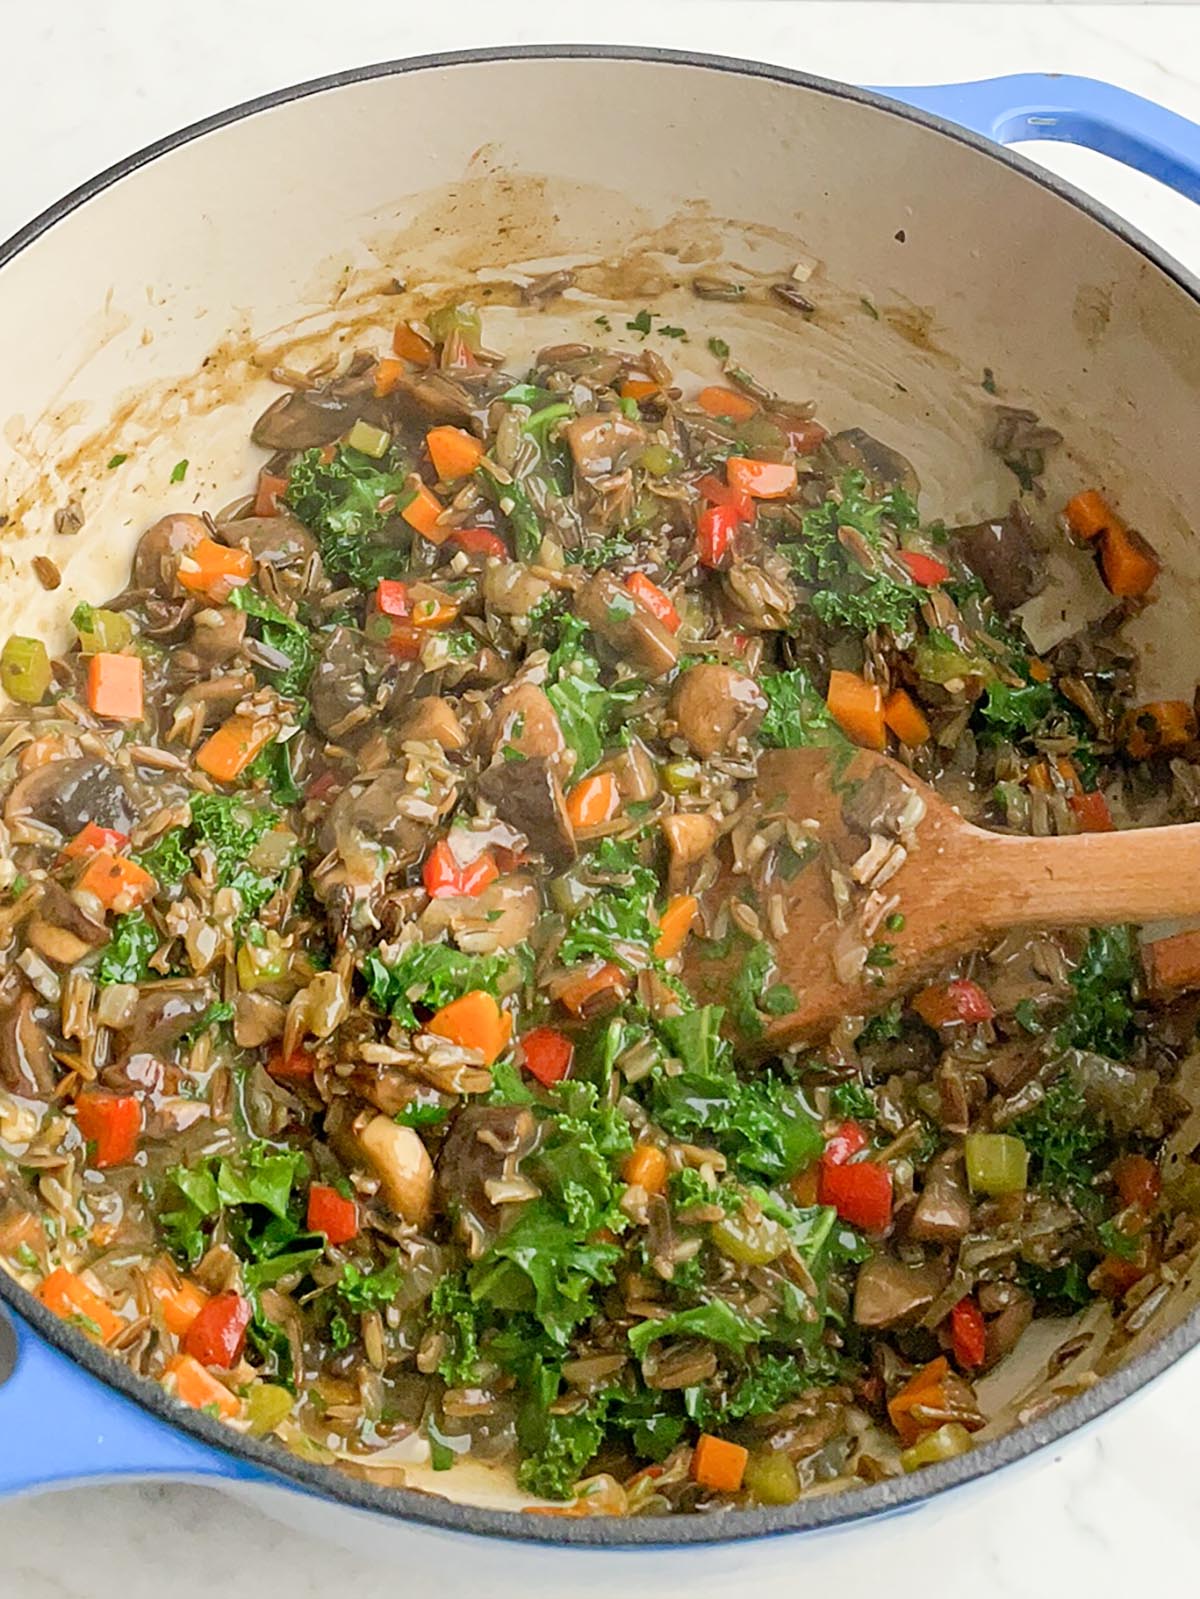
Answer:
[684,745,1200,1049]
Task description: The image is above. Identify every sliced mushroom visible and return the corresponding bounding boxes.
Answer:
[661,812,720,895]
[25,883,108,967]
[576,573,679,678]
[220,512,320,571]
[233,992,286,1049]
[953,504,1044,612]
[421,873,540,955]
[482,561,552,618]
[189,606,248,669]
[436,1103,538,1247]
[478,757,575,865]
[310,626,394,739]
[907,1151,972,1243]
[397,696,467,751]
[252,387,362,451]
[0,991,55,1098]
[667,664,766,759]
[825,428,919,496]
[488,681,569,775]
[563,412,645,480]
[853,1255,949,1328]
[5,757,136,840]
[116,982,215,1056]
[322,764,458,886]
[132,513,209,595]
[357,1114,434,1226]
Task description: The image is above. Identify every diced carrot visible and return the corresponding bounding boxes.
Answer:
[1068,790,1115,832]
[37,1267,122,1344]
[402,482,448,542]
[409,595,458,630]
[696,386,758,423]
[76,851,155,912]
[557,961,629,1018]
[726,457,797,500]
[1112,1153,1162,1210]
[374,357,405,397]
[253,471,289,519]
[826,670,885,750]
[307,1184,359,1245]
[426,425,485,482]
[1120,700,1197,760]
[1143,927,1200,999]
[196,715,277,783]
[162,1353,240,1420]
[654,894,699,960]
[267,1044,315,1080]
[620,377,660,402]
[392,322,435,365]
[1098,523,1160,597]
[62,821,130,860]
[426,990,512,1065]
[566,772,620,831]
[623,1144,669,1194]
[625,571,680,633]
[1092,1251,1149,1299]
[87,653,143,721]
[146,1259,209,1338]
[691,1434,749,1493]
[177,537,254,601]
[73,1091,142,1168]
[898,550,951,586]
[1065,489,1122,542]
[883,688,930,747]
[888,1356,950,1446]
[1027,659,1051,683]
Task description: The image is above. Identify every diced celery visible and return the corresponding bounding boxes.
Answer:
[427,302,482,352]
[1,636,50,704]
[900,1422,974,1473]
[711,1210,789,1266]
[743,1449,800,1505]
[244,1382,294,1438]
[964,1132,1028,1195]
[72,604,134,654]
[638,444,681,477]
[237,931,288,991]
[661,759,702,795]
[347,419,391,460]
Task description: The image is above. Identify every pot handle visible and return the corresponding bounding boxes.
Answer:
[879,74,1200,202]
[0,1302,260,1494]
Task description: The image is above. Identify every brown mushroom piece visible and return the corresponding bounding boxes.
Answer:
[397,696,467,751]
[357,1113,435,1226]
[310,626,394,739]
[25,883,109,967]
[563,411,645,480]
[233,992,286,1049]
[251,386,364,451]
[5,757,137,841]
[487,681,569,775]
[907,1150,972,1243]
[436,1103,539,1250]
[668,663,767,759]
[825,428,920,496]
[853,1255,950,1328]
[116,982,216,1056]
[478,756,575,865]
[189,606,248,669]
[482,562,552,619]
[219,512,319,572]
[0,991,56,1098]
[576,572,679,678]
[132,513,209,595]
[660,812,721,895]
[421,873,540,955]
[952,504,1045,612]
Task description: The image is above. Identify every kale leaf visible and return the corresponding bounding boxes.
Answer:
[1060,926,1137,1059]
[363,942,523,1031]
[96,911,159,985]
[758,667,848,752]
[285,445,413,586]
[559,838,660,969]
[1013,1075,1107,1197]
[230,586,314,699]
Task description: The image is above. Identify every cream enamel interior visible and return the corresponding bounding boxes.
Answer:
[1,54,1199,1511]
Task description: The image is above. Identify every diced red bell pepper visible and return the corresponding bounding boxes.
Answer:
[73,1092,142,1169]
[422,839,500,900]
[818,1159,893,1231]
[912,979,995,1028]
[451,527,508,559]
[1111,1153,1161,1210]
[182,1290,251,1369]
[307,1184,359,1245]
[267,1044,315,1080]
[697,504,739,569]
[62,822,131,860]
[306,771,339,804]
[521,1025,574,1087]
[898,549,951,586]
[950,1295,987,1369]
[696,473,754,524]
[625,572,681,633]
[375,579,410,618]
[823,1121,869,1166]
[1068,790,1115,833]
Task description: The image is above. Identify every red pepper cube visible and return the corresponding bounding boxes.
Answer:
[307,1184,359,1245]
[823,1120,869,1166]
[375,579,410,618]
[697,504,739,569]
[74,1091,142,1168]
[817,1159,893,1231]
[182,1291,252,1368]
[898,549,951,586]
[950,1296,987,1369]
[521,1026,574,1087]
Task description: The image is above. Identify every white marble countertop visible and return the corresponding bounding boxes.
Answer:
[3,2,1200,1594]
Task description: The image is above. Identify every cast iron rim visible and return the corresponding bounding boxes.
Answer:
[1,43,1197,1548]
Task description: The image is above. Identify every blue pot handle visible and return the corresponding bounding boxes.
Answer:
[0,1304,263,1494]
[878,74,1200,202]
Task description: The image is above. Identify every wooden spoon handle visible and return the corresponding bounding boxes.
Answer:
[970,822,1200,930]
